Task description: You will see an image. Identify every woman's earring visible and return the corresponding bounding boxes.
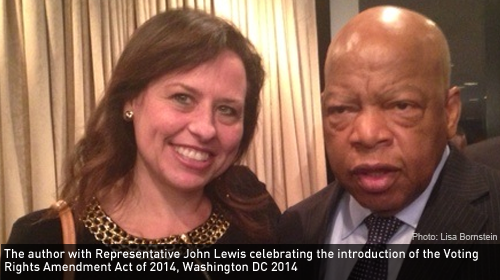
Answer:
[124,110,134,121]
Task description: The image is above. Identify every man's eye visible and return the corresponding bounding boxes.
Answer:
[395,102,411,110]
[388,100,424,124]
[327,106,349,115]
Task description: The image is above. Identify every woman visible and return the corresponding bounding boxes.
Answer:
[7,8,280,245]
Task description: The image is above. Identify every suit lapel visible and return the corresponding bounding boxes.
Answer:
[313,183,343,280]
[413,148,488,244]
[311,182,344,243]
[397,148,489,280]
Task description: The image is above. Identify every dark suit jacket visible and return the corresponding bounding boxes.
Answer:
[464,136,500,171]
[278,148,500,279]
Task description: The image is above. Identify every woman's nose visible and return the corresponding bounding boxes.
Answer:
[187,108,217,142]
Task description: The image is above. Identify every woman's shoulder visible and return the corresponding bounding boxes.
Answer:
[7,209,63,244]
[225,165,267,196]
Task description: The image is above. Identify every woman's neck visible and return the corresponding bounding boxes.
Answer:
[98,179,212,239]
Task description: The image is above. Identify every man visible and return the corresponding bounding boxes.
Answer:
[278,5,500,280]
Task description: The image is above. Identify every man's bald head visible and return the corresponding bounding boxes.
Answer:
[326,6,451,91]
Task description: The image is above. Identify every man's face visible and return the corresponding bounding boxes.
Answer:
[322,39,459,216]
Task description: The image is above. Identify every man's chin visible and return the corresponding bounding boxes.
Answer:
[355,195,405,216]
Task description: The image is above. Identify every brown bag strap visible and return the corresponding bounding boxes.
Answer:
[51,200,76,280]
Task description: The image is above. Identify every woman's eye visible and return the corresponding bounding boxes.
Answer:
[172,94,192,105]
[218,105,237,116]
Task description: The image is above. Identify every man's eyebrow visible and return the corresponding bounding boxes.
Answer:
[322,90,359,103]
[381,84,425,97]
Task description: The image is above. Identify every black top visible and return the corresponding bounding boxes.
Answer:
[7,166,281,244]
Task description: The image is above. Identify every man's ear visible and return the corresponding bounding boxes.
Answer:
[445,86,461,139]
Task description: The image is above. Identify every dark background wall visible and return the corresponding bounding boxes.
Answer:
[484,0,500,139]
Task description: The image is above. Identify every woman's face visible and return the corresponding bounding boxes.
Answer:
[127,50,247,193]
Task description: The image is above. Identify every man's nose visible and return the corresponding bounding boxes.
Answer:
[349,109,393,150]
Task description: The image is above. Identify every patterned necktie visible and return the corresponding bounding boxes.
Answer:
[347,215,403,280]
